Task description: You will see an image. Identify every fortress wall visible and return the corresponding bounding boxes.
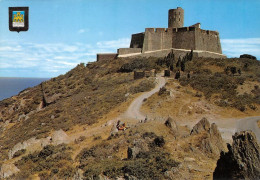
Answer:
[172,27,196,50]
[120,49,190,59]
[163,28,174,49]
[196,51,226,59]
[118,48,226,59]
[142,28,173,52]
[144,28,163,51]
[195,29,222,54]
[136,49,188,58]
[97,53,118,61]
[130,33,145,48]
[117,48,142,55]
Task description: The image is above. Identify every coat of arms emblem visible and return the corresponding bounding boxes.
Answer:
[9,7,29,32]
[12,11,25,27]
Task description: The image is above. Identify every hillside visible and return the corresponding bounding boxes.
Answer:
[0,54,260,179]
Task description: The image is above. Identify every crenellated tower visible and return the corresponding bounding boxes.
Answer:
[168,7,184,28]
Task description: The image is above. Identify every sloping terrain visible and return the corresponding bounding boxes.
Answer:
[0,54,260,179]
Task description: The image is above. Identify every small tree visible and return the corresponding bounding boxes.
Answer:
[175,70,180,80]
[176,57,181,67]
[230,67,237,75]
[181,61,185,72]
[170,64,174,71]
[188,49,193,61]
[238,68,241,75]
[187,72,190,78]
[224,66,230,75]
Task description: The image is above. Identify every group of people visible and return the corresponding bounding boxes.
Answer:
[116,120,127,131]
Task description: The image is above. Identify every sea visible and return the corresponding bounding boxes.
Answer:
[0,77,50,101]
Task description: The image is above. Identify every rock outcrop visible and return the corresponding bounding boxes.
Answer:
[165,117,178,135]
[127,139,149,159]
[190,117,210,135]
[8,129,69,159]
[190,118,225,156]
[51,129,70,145]
[213,131,260,180]
[0,163,20,179]
[110,122,119,135]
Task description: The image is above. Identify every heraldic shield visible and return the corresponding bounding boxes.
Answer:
[9,7,29,32]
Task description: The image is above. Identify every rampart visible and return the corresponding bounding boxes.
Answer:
[195,29,222,54]
[142,28,174,52]
[118,48,226,59]
[139,27,221,54]
[172,27,196,50]
[97,53,118,61]
[130,33,144,48]
[117,48,141,55]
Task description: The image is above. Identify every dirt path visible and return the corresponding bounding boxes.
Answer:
[236,116,260,143]
[194,116,260,144]
[122,75,166,121]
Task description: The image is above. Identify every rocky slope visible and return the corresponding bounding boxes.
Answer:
[0,55,259,179]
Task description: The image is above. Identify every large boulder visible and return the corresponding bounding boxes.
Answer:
[110,122,119,135]
[0,163,20,179]
[190,117,210,135]
[190,118,225,156]
[51,129,70,145]
[165,117,178,135]
[213,131,260,180]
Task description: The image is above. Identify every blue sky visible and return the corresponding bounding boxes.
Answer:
[0,0,260,78]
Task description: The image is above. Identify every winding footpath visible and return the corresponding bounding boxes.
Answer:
[120,75,260,145]
[122,75,166,121]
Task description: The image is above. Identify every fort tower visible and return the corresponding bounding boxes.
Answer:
[168,7,184,28]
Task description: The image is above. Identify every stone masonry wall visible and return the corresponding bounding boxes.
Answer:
[172,27,196,50]
[130,33,145,48]
[141,27,221,54]
[142,28,173,52]
[117,48,142,55]
[168,7,184,28]
[97,53,118,61]
[118,48,226,59]
[195,29,222,54]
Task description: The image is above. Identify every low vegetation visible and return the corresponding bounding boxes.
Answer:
[77,131,179,179]
[179,57,260,111]
[14,144,74,179]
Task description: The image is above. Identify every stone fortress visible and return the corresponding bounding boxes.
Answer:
[97,7,226,61]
